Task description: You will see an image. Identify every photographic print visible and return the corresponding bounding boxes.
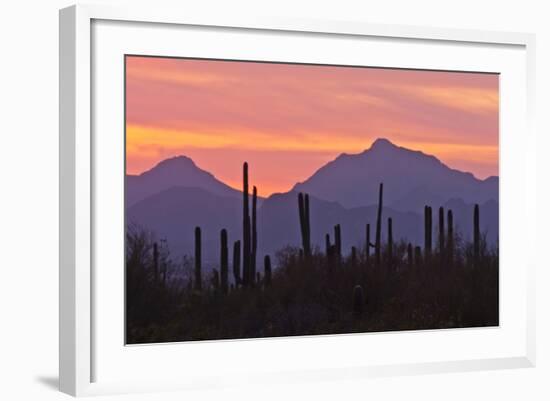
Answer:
[125,56,499,344]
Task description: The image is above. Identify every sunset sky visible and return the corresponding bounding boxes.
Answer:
[125,56,499,197]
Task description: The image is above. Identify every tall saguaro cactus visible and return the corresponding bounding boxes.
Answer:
[473,204,480,265]
[447,210,454,264]
[334,224,342,262]
[242,162,251,286]
[194,226,202,291]
[264,255,272,287]
[298,192,311,258]
[424,206,432,260]
[251,186,258,285]
[375,183,383,267]
[233,240,241,286]
[438,207,445,258]
[305,194,310,252]
[325,233,331,256]
[220,229,229,294]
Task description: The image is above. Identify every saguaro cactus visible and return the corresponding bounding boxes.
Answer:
[194,226,202,291]
[325,233,331,257]
[387,217,393,265]
[233,240,241,286]
[334,224,342,262]
[264,255,272,287]
[298,192,311,258]
[366,223,371,266]
[220,229,229,294]
[438,207,445,258]
[305,194,310,253]
[242,162,251,286]
[424,206,432,260]
[153,242,159,283]
[474,204,480,265]
[375,183,383,267]
[353,285,365,316]
[447,209,454,264]
[251,186,258,285]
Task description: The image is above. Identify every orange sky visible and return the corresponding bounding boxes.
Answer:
[125,56,499,197]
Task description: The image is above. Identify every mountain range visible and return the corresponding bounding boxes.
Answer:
[126,138,498,264]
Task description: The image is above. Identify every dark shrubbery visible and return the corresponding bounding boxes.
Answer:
[126,168,498,344]
[126,227,498,344]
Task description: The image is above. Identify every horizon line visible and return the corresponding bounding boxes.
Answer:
[126,137,499,197]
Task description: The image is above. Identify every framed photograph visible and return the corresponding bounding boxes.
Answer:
[59,4,536,396]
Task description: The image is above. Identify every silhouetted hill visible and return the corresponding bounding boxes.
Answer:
[292,138,498,211]
[126,156,241,206]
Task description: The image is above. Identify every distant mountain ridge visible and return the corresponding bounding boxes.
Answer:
[126,155,242,206]
[292,138,498,212]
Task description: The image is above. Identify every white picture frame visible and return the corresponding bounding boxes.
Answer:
[59,4,536,397]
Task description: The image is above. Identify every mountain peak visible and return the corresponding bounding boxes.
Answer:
[153,155,197,170]
[370,138,397,151]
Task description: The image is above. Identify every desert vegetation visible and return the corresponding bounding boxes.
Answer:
[126,162,498,344]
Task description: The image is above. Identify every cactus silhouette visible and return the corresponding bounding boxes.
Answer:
[351,246,357,267]
[242,162,251,287]
[353,285,365,316]
[375,183,383,267]
[233,240,241,286]
[474,204,480,265]
[194,226,202,291]
[438,206,445,259]
[424,206,432,260]
[264,255,272,287]
[447,209,454,264]
[251,186,258,285]
[298,192,311,257]
[334,224,342,262]
[305,194,311,255]
[153,242,159,283]
[220,229,229,294]
[325,233,331,257]
[365,223,371,266]
[387,217,393,266]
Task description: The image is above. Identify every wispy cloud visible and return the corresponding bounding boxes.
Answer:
[125,56,499,194]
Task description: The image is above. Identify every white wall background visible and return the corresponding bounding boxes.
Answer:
[0,0,547,399]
